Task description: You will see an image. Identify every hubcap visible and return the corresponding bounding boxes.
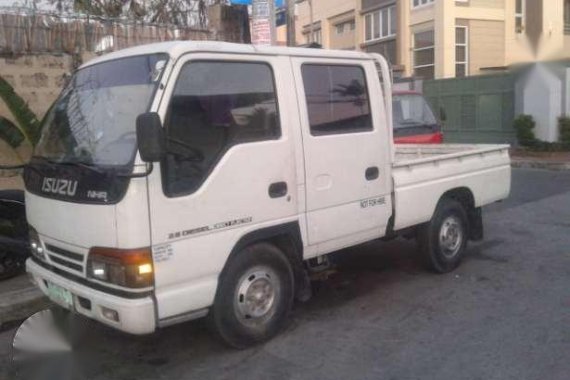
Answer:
[439,216,463,258]
[235,268,278,321]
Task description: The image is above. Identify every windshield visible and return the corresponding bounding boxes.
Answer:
[34,53,168,167]
[392,94,437,129]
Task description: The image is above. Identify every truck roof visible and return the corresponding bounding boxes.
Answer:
[81,41,375,69]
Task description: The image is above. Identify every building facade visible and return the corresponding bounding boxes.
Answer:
[295,0,570,80]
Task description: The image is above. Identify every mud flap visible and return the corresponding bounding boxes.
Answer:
[468,207,483,241]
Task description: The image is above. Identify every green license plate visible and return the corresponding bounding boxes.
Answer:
[46,283,74,309]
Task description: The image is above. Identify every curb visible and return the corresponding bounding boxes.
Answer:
[511,160,570,171]
[0,280,52,329]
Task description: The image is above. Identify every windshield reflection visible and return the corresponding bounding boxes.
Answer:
[34,53,168,167]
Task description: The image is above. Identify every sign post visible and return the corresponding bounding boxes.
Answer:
[251,0,275,46]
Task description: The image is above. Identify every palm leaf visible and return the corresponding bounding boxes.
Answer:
[0,116,25,148]
[0,75,40,146]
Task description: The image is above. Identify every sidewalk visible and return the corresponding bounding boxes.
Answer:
[510,149,570,170]
[0,273,51,328]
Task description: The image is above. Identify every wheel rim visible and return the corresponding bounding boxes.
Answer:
[235,267,279,322]
[439,215,463,258]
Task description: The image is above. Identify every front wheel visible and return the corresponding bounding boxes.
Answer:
[209,243,294,348]
[418,198,469,273]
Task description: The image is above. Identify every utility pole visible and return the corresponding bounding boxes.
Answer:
[286,0,296,46]
[308,0,313,43]
[291,0,314,45]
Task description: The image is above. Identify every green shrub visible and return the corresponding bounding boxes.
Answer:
[513,114,537,147]
[559,116,570,147]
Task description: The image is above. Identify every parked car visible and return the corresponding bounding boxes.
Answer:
[24,42,511,348]
[392,90,443,144]
[0,189,29,280]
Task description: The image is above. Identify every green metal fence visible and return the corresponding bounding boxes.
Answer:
[423,73,516,144]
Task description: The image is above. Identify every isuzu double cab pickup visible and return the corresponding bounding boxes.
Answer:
[24,42,511,347]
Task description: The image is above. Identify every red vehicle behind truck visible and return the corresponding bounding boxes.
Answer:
[392,91,443,144]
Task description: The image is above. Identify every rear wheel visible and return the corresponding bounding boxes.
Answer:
[418,198,469,273]
[209,243,294,348]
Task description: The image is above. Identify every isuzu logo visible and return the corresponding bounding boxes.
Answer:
[41,178,78,196]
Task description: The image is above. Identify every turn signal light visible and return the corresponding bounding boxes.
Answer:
[87,247,154,288]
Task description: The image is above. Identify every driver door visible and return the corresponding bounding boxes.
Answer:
[145,53,297,321]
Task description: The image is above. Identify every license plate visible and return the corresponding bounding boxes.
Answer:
[46,282,74,309]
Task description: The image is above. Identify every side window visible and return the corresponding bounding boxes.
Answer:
[301,64,372,136]
[163,61,280,197]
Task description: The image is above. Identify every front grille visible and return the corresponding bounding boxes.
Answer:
[48,255,83,272]
[45,244,84,273]
[45,244,83,261]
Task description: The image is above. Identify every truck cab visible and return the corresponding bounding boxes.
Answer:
[25,42,510,348]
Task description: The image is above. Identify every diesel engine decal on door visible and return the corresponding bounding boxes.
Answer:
[167,217,253,240]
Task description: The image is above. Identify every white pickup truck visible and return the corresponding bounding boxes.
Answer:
[23,41,510,348]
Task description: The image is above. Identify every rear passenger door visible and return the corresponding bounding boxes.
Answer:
[292,59,392,248]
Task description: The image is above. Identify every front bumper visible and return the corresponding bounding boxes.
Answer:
[26,258,156,335]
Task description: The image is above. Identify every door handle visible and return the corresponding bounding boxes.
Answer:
[365,166,379,181]
[268,182,288,198]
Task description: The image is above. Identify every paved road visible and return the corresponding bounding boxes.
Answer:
[1,168,569,380]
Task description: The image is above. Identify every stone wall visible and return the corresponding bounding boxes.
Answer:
[0,53,73,125]
[0,53,73,190]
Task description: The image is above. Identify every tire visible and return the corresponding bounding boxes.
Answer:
[0,244,26,281]
[418,198,469,273]
[209,242,294,348]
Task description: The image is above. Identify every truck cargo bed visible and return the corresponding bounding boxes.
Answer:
[391,144,511,231]
[394,144,510,167]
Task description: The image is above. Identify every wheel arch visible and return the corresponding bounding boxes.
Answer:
[220,221,308,301]
[437,187,482,241]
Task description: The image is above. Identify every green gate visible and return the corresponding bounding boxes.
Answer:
[423,73,516,144]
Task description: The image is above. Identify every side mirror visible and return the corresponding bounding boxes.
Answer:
[136,112,165,162]
[439,107,447,123]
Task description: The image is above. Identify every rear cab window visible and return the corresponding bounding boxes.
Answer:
[301,64,373,136]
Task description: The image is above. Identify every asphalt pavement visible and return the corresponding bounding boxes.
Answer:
[1,168,569,380]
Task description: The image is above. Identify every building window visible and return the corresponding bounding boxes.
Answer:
[515,0,525,34]
[413,30,435,80]
[336,20,355,35]
[305,29,322,44]
[301,65,372,136]
[455,26,468,77]
[412,0,434,9]
[364,5,397,42]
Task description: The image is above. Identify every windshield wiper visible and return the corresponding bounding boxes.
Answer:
[31,155,154,178]
[32,156,105,175]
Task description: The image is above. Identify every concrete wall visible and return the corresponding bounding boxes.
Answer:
[468,19,506,75]
[0,54,73,123]
[518,64,564,143]
[329,12,357,50]
[469,0,505,9]
[296,0,357,47]
[0,53,75,190]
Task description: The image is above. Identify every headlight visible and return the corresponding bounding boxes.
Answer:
[28,226,46,261]
[87,247,154,288]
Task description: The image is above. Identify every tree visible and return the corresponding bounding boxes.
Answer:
[0,75,41,166]
[45,0,208,27]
